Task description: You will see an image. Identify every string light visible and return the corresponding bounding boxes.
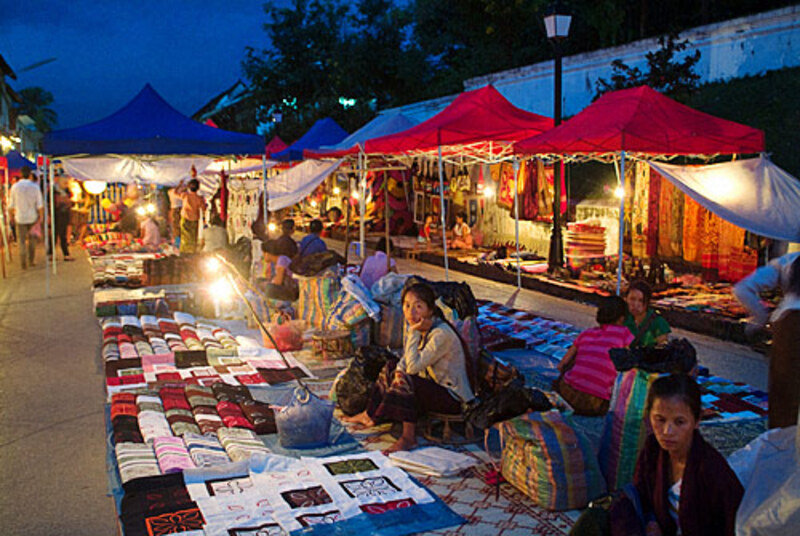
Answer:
[483,185,495,198]
[268,222,277,232]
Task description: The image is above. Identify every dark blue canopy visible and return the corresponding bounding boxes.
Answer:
[43,84,264,156]
[272,117,348,162]
[4,150,35,170]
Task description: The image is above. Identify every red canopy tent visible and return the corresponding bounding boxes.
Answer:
[514,85,765,292]
[365,85,553,279]
[265,136,288,157]
[366,84,553,160]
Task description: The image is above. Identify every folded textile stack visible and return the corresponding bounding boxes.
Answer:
[565,223,606,270]
[138,409,173,444]
[389,446,478,477]
[193,406,225,436]
[183,433,231,467]
[217,427,270,461]
[116,442,161,484]
[153,436,196,473]
[216,400,254,430]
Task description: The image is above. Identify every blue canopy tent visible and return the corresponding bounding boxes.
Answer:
[4,150,36,172]
[272,117,348,162]
[39,84,267,283]
[44,84,264,156]
[305,112,417,158]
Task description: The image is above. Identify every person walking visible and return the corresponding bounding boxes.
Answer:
[8,166,44,269]
[734,251,800,428]
[175,175,206,255]
[47,175,74,261]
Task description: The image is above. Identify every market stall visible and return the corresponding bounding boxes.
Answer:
[363,84,554,283]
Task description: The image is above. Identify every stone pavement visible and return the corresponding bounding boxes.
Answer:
[0,243,117,535]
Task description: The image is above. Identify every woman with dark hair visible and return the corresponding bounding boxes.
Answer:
[555,296,634,416]
[613,374,743,536]
[342,282,474,452]
[624,280,671,348]
[449,212,473,250]
[260,239,298,301]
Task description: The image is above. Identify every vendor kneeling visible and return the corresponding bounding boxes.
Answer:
[343,282,475,453]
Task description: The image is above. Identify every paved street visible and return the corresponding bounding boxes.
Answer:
[0,241,768,534]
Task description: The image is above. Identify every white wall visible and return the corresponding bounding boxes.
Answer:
[384,6,800,122]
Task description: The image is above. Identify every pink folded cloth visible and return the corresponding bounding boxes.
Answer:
[119,342,139,360]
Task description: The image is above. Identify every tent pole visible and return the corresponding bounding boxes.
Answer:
[359,151,366,260]
[262,154,268,239]
[49,163,57,275]
[616,151,626,295]
[438,137,449,280]
[2,166,10,264]
[40,157,49,297]
[513,158,521,291]
[384,171,390,271]
[344,173,351,265]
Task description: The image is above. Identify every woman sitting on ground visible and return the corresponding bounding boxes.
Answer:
[625,280,671,348]
[260,239,299,301]
[448,212,473,250]
[555,296,634,416]
[342,282,475,453]
[613,374,743,536]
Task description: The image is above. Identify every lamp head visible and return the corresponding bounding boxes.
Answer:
[544,2,571,41]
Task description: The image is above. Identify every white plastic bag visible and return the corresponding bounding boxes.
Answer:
[730,425,800,536]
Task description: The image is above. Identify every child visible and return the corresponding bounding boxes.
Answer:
[554,296,634,416]
[418,214,433,246]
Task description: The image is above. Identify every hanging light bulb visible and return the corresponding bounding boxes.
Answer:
[310,199,318,208]
[84,180,107,195]
[205,257,221,273]
[333,186,341,195]
[614,186,625,199]
[267,222,277,232]
[352,190,360,200]
[483,185,495,198]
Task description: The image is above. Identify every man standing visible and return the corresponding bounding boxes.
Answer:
[275,218,298,258]
[8,166,44,269]
[175,176,206,254]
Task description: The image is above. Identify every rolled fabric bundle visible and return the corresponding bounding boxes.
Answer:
[111,400,138,421]
[136,394,163,414]
[212,383,252,404]
[193,406,224,436]
[160,387,191,412]
[183,432,230,467]
[173,312,196,327]
[158,319,180,334]
[239,400,276,435]
[117,333,132,344]
[140,315,159,328]
[116,442,160,483]
[153,436,195,473]
[138,409,173,443]
[185,385,217,408]
[216,400,253,430]
[166,408,201,437]
[148,337,171,355]
[112,415,143,444]
[102,341,121,362]
[103,325,123,338]
[120,315,142,328]
[130,333,149,344]
[112,392,137,405]
[119,341,138,360]
[135,341,155,356]
[217,427,268,462]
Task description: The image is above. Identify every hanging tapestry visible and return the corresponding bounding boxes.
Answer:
[631,162,650,259]
[537,162,555,221]
[496,162,516,210]
[669,180,684,258]
[717,219,746,282]
[682,196,704,264]
[646,166,661,258]
[701,207,721,278]
[657,177,682,258]
[520,160,544,221]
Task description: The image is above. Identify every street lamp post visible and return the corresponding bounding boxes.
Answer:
[544,3,571,272]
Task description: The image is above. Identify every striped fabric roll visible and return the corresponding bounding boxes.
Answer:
[499,410,606,511]
[217,427,269,462]
[138,409,173,444]
[296,273,341,330]
[153,436,195,473]
[116,442,160,483]
[599,368,661,490]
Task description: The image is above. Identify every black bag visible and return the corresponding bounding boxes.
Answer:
[609,338,697,374]
[404,276,478,319]
[464,378,553,430]
[290,250,345,277]
[334,346,395,416]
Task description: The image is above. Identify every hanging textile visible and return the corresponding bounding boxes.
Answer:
[682,196,704,264]
[718,219,746,282]
[700,207,720,278]
[496,162,516,209]
[631,161,650,259]
[646,166,661,258]
[657,178,683,258]
[669,182,684,258]
[520,160,539,221]
[537,162,555,221]
[226,178,263,245]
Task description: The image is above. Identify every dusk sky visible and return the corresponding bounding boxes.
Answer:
[0,1,288,129]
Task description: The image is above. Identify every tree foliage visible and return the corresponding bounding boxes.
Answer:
[594,34,701,101]
[16,87,58,132]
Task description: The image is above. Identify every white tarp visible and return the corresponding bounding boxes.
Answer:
[203,157,276,177]
[267,158,343,211]
[63,156,214,186]
[649,156,800,242]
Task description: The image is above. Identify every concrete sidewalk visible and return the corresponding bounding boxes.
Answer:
[0,243,116,535]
